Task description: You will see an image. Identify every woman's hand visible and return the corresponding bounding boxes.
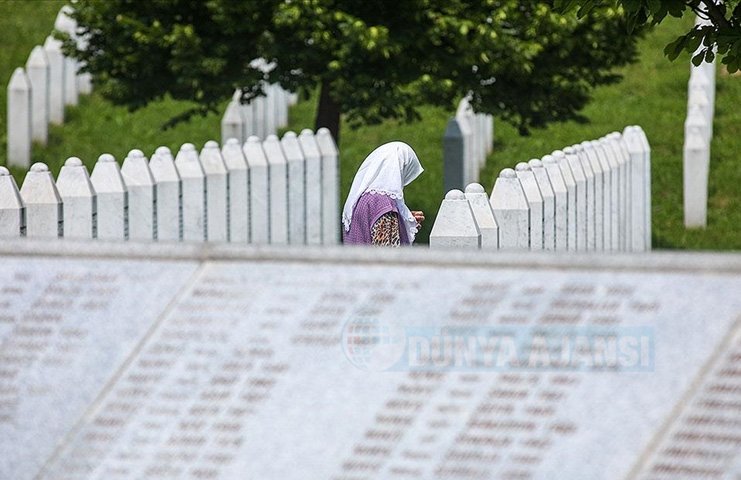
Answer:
[412,210,425,230]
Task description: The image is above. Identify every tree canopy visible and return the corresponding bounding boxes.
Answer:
[61,0,642,141]
[555,0,741,72]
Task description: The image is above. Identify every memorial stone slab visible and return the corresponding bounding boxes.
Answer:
[0,252,199,480]
[0,241,735,480]
[298,129,323,245]
[242,136,270,243]
[221,138,250,243]
[43,36,65,125]
[529,159,556,251]
[0,166,25,237]
[7,68,32,169]
[515,162,544,250]
[490,168,529,250]
[464,183,498,249]
[580,142,605,251]
[606,134,629,250]
[599,138,620,250]
[429,189,480,248]
[221,99,244,145]
[25,46,50,145]
[316,128,340,244]
[262,135,289,244]
[20,163,62,238]
[631,126,652,250]
[121,150,156,241]
[281,131,307,245]
[541,155,567,251]
[56,157,96,239]
[554,150,577,251]
[90,154,128,240]
[54,6,78,107]
[149,146,182,241]
[574,144,596,251]
[175,143,207,241]
[563,147,587,251]
[200,141,229,242]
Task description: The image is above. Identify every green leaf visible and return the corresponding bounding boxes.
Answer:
[692,51,705,66]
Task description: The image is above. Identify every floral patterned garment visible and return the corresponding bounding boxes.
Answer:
[370,212,401,247]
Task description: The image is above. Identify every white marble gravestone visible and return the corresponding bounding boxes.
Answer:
[149,146,181,241]
[0,166,25,236]
[25,46,50,145]
[242,136,270,243]
[0,240,739,480]
[56,157,96,239]
[121,149,156,241]
[7,68,32,168]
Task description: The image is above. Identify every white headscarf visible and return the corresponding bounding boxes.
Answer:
[342,141,424,243]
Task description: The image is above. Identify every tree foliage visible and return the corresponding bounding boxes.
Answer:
[61,0,642,140]
[555,0,741,72]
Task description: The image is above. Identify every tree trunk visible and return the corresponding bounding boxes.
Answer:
[315,79,341,144]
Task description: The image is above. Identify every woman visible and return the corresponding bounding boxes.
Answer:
[342,141,425,246]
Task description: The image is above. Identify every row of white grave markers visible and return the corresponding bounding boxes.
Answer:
[430,126,652,252]
[6,6,92,168]
[442,97,494,192]
[683,15,717,228]
[0,129,340,244]
[221,85,298,144]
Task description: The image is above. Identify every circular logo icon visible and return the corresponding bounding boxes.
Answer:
[341,317,407,371]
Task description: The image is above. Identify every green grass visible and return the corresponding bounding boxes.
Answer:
[2,4,738,248]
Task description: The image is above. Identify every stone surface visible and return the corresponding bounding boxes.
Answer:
[19,163,62,238]
[515,162,544,250]
[541,155,567,251]
[574,145,596,251]
[56,157,96,239]
[554,151,577,251]
[430,189,480,248]
[90,154,128,240]
[490,168,529,249]
[175,143,207,241]
[530,159,556,251]
[221,138,250,243]
[606,135,629,250]
[200,141,229,242]
[564,147,587,251]
[0,166,25,237]
[0,254,199,480]
[0,240,737,480]
[221,99,244,145]
[464,183,498,249]
[43,36,65,125]
[25,46,49,145]
[121,150,156,241]
[581,142,605,251]
[599,139,620,251]
[242,136,270,243]
[7,68,32,168]
[149,146,182,241]
[281,132,306,245]
[455,100,475,186]
[298,129,323,245]
[316,128,340,244]
[262,135,288,244]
